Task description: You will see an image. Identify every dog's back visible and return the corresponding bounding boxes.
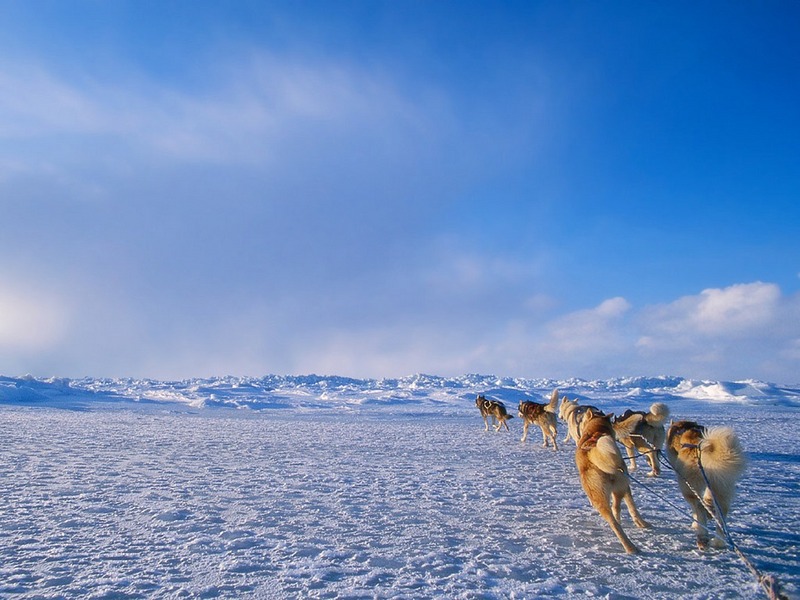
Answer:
[613,403,670,476]
[667,422,745,502]
[560,395,603,444]
[615,403,670,432]
[518,401,546,422]
[577,415,625,475]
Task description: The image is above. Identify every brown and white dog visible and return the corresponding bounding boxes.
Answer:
[559,395,604,445]
[666,420,746,550]
[575,409,649,554]
[475,395,513,432]
[612,403,670,477]
[518,389,559,450]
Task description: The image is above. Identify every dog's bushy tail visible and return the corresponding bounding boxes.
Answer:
[645,402,670,426]
[546,389,559,413]
[699,427,746,494]
[558,395,571,420]
[593,435,627,475]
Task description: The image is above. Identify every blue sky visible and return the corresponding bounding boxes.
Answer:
[1,1,798,382]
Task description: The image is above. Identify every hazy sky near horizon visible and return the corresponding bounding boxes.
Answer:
[1,1,799,383]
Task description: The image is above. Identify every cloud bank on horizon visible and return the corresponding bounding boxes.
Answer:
[1,2,798,383]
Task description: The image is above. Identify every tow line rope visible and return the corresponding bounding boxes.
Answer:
[696,445,788,600]
[624,439,788,600]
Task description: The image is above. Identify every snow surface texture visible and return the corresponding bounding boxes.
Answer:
[1,374,798,599]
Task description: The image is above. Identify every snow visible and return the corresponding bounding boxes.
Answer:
[1,374,798,599]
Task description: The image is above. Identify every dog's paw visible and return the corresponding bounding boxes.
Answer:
[710,537,728,549]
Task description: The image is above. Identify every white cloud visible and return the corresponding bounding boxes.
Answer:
[634,281,794,365]
[543,296,632,354]
[640,281,781,341]
[631,282,799,380]
[261,281,799,383]
[475,282,800,382]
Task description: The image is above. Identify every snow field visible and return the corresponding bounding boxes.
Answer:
[0,402,798,599]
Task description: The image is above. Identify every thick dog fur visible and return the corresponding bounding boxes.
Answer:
[518,389,559,450]
[475,395,513,432]
[559,394,604,445]
[575,409,649,554]
[613,403,670,477]
[666,420,746,550]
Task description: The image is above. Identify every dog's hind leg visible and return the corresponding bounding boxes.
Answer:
[597,499,639,554]
[645,448,660,477]
[692,497,712,550]
[539,424,548,447]
[612,490,623,522]
[584,473,639,554]
[549,424,558,451]
[568,424,578,444]
[677,479,712,547]
[624,444,637,471]
[621,489,650,529]
[703,488,729,548]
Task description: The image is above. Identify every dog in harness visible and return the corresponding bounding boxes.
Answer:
[517,389,559,450]
[666,420,746,550]
[612,403,670,476]
[576,409,650,554]
[475,395,513,432]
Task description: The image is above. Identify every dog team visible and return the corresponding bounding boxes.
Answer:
[475,391,746,554]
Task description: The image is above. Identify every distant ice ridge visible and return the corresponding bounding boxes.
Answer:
[1,373,798,411]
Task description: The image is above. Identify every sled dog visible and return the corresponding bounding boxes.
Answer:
[518,389,559,450]
[612,403,670,477]
[575,409,649,554]
[666,420,746,550]
[559,395,604,445]
[475,395,513,432]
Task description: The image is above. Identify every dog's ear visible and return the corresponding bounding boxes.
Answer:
[585,408,594,420]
